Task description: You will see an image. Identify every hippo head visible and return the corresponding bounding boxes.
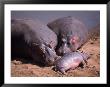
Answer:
[30,43,59,66]
[57,34,81,56]
[39,44,60,66]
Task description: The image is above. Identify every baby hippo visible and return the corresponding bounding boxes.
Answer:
[54,51,89,74]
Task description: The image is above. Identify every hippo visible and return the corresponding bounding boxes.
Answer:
[47,16,89,56]
[54,51,90,74]
[11,19,59,66]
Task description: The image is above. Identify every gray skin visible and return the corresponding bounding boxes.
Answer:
[54,51,90,74]
[47,16,89,56]
[11,19,59,66]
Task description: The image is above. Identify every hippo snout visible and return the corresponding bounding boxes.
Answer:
[43,46,59,66]
[57,43,72,56]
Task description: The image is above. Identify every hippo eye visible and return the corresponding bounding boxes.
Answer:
[62,38,66,43]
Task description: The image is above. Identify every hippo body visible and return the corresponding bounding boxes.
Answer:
[47,16,89,55]
[55,52,89,74]
[11,19,58,66]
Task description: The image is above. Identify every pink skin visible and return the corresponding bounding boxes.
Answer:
[55,52,89,74]
[69,36,80,51]
[70,36,79,44]
[59,58,82,74]
[57,36,80,56]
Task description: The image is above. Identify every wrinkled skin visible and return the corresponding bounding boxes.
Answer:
[54,52,90,74]
[11,19,58,66]
[47,16,89,56]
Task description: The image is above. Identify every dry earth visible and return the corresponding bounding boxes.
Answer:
[11,27,100,77]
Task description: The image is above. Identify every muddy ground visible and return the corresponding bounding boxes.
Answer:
[11,28,100,77]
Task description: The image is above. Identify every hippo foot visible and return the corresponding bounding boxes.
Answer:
[53,66,66,74]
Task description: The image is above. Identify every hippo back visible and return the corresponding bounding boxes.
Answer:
[12,19,57,49]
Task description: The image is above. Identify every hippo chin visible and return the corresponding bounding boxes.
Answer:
[11,19,58,66]
[47,16,89,56]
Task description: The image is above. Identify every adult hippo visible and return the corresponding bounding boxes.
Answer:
[11,19,58,66]
[47,16,89,56]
